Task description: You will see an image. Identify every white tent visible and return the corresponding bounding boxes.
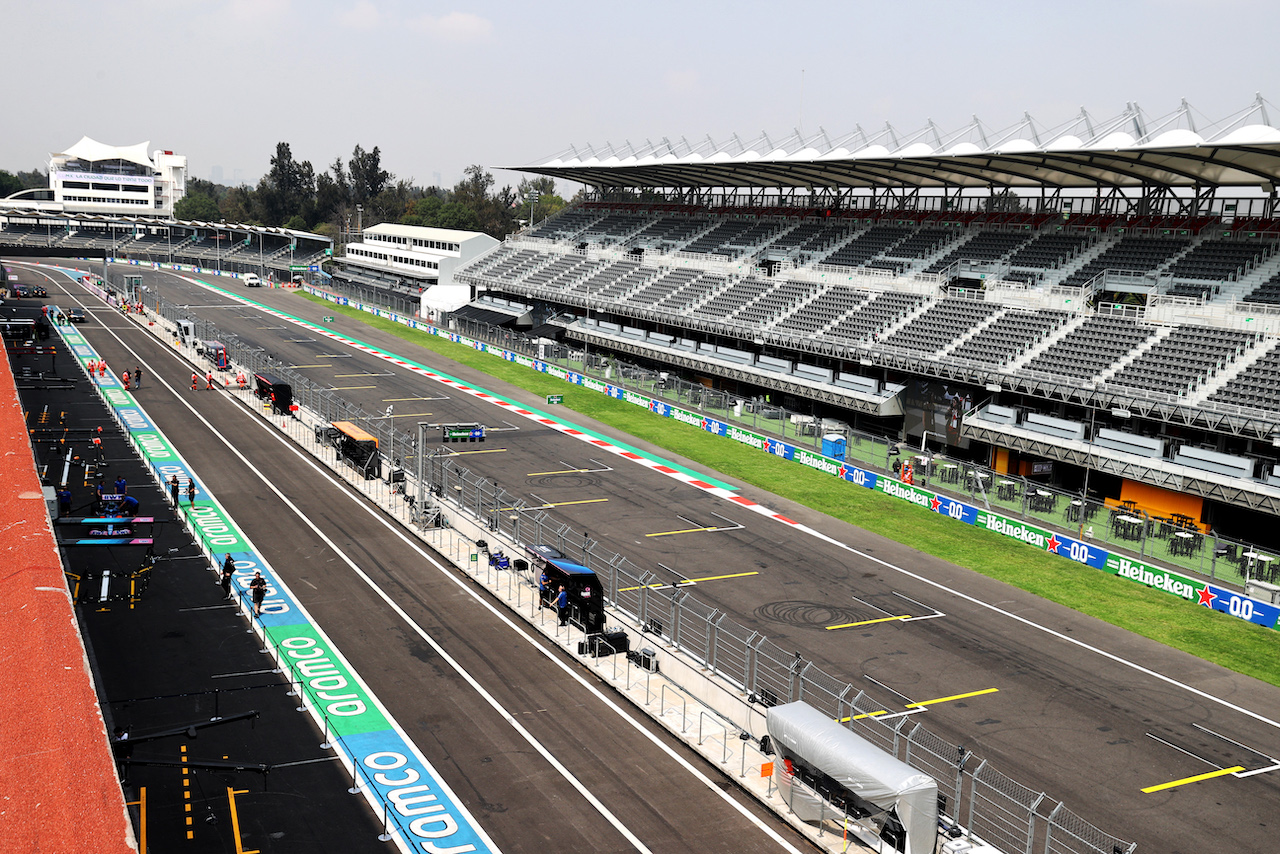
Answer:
[767,701,938,854]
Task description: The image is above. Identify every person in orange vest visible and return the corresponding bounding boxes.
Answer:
[236,370,248,390]
[122,371,130,391]
[206,371,215,390]
[191,372,199,391]
[99,362,107,378]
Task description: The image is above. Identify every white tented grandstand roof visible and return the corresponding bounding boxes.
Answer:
[53,137,154,169]
[515,100,1280,191]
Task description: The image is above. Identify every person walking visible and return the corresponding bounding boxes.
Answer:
[554,585,570,626]
[186,479,197,505]
[248,570,267,615]
[122,371,130,391]
[191,372,199,391]
[169,475,180,506]
[133,368,141,388]
[220,553,236,600]
[57,486,72,518]
[206,371,215,390]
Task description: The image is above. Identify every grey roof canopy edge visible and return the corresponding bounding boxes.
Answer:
[509,140,1280,190]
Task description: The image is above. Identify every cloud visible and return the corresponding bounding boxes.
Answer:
[411,11,492,43]
[338,0,380,29]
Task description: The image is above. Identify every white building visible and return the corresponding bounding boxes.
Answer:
[339,222,498,314]
[46,137,187,217]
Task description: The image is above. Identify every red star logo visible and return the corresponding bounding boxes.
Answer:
[1045,533,1062,553]
[838,466,848,479]
[1197,586,1217,607]
[930,496,941,512]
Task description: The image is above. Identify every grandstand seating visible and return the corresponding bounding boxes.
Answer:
[817,225,912,268]
[885,227,953,261]
[691,275,775,321]
[773,286,873,335]
[1059,236,1190,287]
[925,230,1034,274]
[1207,341,1280,412]
[1023,316,1158,380]
[1243,270,1280,305]
[824,290,928,345]
[1007,232,1094,271]
[1166,240,1268,281]
[623,216,710,252]
[526,208,600,241]
[1107,325,1263,396]
[881,297,1002,355]
[733,278,820,327]
[948,309,1072,365]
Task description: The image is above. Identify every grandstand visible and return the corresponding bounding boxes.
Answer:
[443,99,1280,541]
[0,211,331,282]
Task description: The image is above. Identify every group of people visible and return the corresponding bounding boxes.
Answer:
[221,552,269,615]
[538,569,571,626]
[167,474,198,506]
[84,360,142,390]
[191,371,219,391]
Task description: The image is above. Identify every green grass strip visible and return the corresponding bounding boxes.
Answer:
[295,292,1280,688]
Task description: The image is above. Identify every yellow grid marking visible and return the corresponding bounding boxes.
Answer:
[646,525,721,537]
[619,571,758,592]
[837,687,999,723]
[500,498,609,512]
[228,787,259,854]
[528,466,602,476]
[905,688,999,709]
[826,615,911,630]
[1142,766,1244,793]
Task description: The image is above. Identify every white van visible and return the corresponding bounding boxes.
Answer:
[242,273,262,287]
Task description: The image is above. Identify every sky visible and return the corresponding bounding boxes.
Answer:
[3,0,1278,195]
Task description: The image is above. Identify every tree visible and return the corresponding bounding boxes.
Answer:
[451,165,517,238]
[349,145,392,206]
[257,142,316,226]
[16,168,47,189]
[983,188,1024,213]
[219,186,255,224]
[174,192,221,221]
[515,176,566,225]
[0,171,23,198]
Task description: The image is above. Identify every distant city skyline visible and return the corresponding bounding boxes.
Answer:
[4,1,1278,198]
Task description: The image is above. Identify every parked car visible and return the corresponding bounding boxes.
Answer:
[68,307,86,323]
